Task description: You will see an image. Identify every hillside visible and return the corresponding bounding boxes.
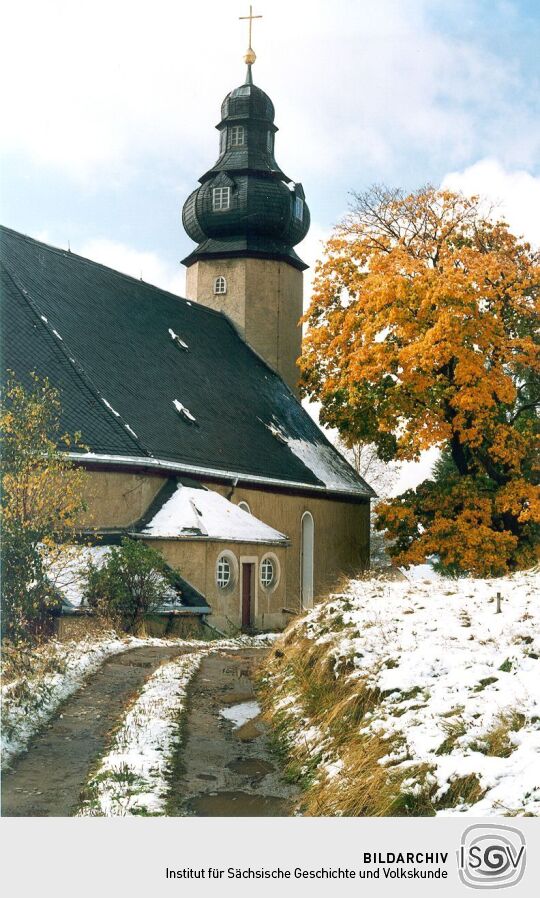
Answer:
[259,566,539,816]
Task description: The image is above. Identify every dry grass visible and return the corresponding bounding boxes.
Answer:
[469,712,526,758]
[259,629,440,817]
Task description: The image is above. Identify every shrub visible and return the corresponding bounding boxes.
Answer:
[84,538,176,633]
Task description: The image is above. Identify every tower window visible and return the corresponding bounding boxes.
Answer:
[230,125,245,147]
[212,186,230,211]
[266,131,273,152]
[294,196,304,221]
[214,276,227,295]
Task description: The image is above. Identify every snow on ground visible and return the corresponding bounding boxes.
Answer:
[77,636,273,816]
[78,651,203,816]
[286,566,539,816]
[220,700,261,729]
[2,632,274,773]
[1,632,170,768]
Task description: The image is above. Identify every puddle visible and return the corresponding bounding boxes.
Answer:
[219,701,261,728]
[226,758,274,780]
[188,791,289,817]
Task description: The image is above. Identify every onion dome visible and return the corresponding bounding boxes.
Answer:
[182,65,310,271]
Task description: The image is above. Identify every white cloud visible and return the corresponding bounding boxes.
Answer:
[442,159,540,247]
[297,222,332,312]
[2,0,538,184]
[76,238,185,296]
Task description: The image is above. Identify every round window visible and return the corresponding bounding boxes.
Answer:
[216,555,232,589]
[260,557,275,589]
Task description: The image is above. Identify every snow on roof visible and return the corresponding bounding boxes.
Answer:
[285,436,362,491]
[173,398,197,424]
[142,484,288,544]
[47,545,111,608]
[168,328,189,350]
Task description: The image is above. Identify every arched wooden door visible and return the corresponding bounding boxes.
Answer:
[301,512,314,609]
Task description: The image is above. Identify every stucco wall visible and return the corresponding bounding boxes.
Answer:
[201,481,370,610]
[79,470,167,528]
[78,469,370,629]
[142,538,289,633]
[185,257,303,395]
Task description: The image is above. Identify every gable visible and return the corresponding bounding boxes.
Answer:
[0,226,374,499]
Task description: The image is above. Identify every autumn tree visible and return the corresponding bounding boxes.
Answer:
[0,375,88,640]
[301,186,539,576]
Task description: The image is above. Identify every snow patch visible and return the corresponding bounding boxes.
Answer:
[168,328,189,350]
[173,398,196,423]
[219,700,261,729]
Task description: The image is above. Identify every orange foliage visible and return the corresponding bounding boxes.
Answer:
[301,187,539,575]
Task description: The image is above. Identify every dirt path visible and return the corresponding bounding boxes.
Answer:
[1,644,187,817]
[167,648,299,817]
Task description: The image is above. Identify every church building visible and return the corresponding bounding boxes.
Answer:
[1,41,374,632]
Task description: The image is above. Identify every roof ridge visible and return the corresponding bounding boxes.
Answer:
[0,224,227,321]
[0,258,154,459]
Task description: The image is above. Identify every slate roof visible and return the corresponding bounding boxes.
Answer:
[0,226,374,499]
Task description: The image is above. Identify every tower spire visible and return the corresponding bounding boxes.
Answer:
[239,5,262,67]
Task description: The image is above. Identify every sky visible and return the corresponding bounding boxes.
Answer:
[1,0,539,486]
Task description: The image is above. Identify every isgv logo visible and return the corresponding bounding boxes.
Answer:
[458,824,526,889]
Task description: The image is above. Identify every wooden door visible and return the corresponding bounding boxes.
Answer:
[241,563,254,630]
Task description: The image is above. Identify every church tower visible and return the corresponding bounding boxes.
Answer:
[181,27,310,395]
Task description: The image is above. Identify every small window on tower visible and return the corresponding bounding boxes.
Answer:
[230,125,245,146]
[266,131,273,152]
[214,276,227,295]
[294,196,304,221]
[212,186,230,211]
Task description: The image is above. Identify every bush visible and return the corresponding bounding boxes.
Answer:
[84,538,176,633]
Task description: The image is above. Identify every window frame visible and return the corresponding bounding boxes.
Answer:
[214,276,227,295]
[212,186,231,211]
[230,125,245,147]
[216,551,238,591]
[294,196,304,221]
[259,552,280,593]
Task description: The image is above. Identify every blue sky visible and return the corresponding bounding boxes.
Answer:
[1,0,539,296]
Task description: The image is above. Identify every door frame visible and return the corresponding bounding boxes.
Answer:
[239,555,258,630]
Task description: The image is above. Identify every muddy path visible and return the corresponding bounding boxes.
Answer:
[167,648,299,817]
[1,644,188,817]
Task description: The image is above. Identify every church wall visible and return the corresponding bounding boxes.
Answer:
[79,469,167,528]
[140,537,288,634]
[78,469,370,628]
[200,481,370,610]
[185,258,303,395]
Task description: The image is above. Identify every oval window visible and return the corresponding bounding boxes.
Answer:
[216,554,232,588]
[260,555,279,591]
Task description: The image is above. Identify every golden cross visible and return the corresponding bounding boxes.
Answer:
[239,5,262,51]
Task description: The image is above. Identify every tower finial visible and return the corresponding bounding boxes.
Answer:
[239,5,262,67]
